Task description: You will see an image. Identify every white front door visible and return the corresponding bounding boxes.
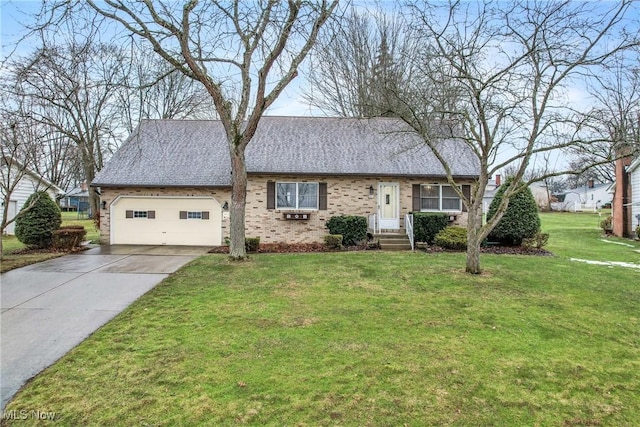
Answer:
[378,183,400,230]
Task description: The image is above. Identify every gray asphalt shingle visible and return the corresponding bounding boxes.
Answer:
[92,117,479,187]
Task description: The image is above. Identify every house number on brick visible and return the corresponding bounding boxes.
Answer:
[284,213,309,220]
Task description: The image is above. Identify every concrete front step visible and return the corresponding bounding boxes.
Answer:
[382,243,413,251]
[374,234,412,250]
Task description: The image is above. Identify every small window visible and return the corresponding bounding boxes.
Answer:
[276,182,319,210]
[126,210,155,219]
[187,211,202,219]
[180,211,210,220]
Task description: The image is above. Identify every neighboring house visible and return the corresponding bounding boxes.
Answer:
[625,157,640,236]
[529,182,551,211]
[482,174,501,213]
[552,180,612,212]
[1,161,65,235]
[482,175,550,213]
[92,117,480,246]
[60,183,90,214]
[612,154,635,237]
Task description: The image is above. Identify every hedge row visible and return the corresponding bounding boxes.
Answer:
[412,212,449,244]
[326,215,368,246]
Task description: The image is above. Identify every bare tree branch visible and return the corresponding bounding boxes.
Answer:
[74,0,339,259]
[393,0,637,273]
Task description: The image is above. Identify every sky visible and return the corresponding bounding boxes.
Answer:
[2,0,638,179]
[0,0,321,117]
[1,0,629,119]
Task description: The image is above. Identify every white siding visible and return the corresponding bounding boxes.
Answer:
[631,164,640,234]
[1,166,62,235]
[551,184,613,211]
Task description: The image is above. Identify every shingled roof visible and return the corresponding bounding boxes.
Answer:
[92,117,479,187]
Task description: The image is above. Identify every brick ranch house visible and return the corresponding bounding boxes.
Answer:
[92,117,480,246]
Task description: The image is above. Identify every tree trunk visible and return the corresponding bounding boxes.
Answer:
[228,147,248,260]
[81,151,99,218]
[465,206,483,274]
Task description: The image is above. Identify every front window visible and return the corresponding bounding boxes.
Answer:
[277,182,318,210]
[420,185,462,211]
[133,211,148,218]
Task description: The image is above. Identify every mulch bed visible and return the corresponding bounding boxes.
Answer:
[9,245,89,255]
[209,242,553,256]
[423,245,553,256]
[208,242,372,254]
[480,245,554,256]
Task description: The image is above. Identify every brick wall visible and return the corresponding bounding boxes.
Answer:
[244,175,469,243]
[612,156,633,237]
[98,176,472,245]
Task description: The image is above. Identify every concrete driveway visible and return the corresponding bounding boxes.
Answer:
[0,245,210,409]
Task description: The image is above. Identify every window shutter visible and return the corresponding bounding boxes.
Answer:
[462,185,471,212]
[147,210,156,219]
[202,211,210,220]
[412,184,421,211]
[267,181,275,209]
[126,210,133,219]
[319,182,327,210]
[179,211,187,219]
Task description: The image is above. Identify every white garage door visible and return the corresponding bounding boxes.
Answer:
[111,197,222,246]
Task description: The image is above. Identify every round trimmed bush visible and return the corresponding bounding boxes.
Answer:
[487,178,540,246]
[15,191,62,248]
[434,226,467,250]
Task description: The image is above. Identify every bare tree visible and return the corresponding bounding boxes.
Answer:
[304,6,416,118]
[24,110,86,193]
[114,50,216,134]
[0,100,52,258]
[34,131,84,193]
[69,0,339,259]
[568,50,640,186]
[391,1,638,273]
[6,33,127,216]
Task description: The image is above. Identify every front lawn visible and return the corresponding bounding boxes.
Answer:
[0,235,65,272]
[3,213,640,425]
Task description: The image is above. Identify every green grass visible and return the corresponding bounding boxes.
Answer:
[3,212,640,425]
[60,210,100,243]
[542,211,640,262]
[1,211,99,273]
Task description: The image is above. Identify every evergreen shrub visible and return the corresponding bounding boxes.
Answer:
[487,179,540,245]
[245,237,260,253]
[434,226,467,250]
[412,212,449,244]
[326,216,367,246]
[323,234,343,250]
[15,191,62,248]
